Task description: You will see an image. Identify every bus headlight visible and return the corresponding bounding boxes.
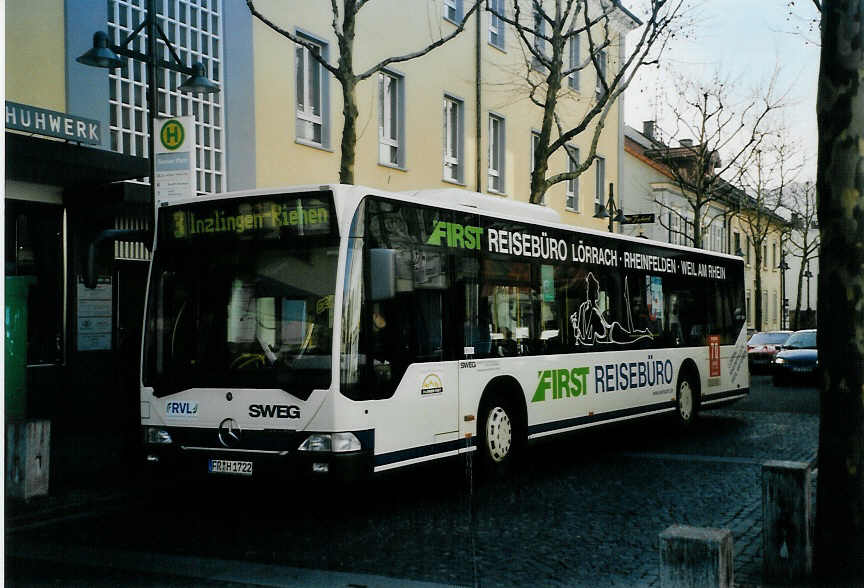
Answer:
[145,427,173,445]
[298,432,361,453]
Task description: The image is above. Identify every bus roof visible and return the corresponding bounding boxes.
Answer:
[157,184,744,263]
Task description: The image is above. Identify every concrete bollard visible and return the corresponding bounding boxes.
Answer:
[660,525,734,588]
[762,460,812,582]
[5,419,51,501]
[659,525,734,588]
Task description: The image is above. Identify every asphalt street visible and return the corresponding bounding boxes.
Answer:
[6,374,820,587]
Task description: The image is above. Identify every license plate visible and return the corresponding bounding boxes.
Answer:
[208,459,253,476]
[792,366,812,373]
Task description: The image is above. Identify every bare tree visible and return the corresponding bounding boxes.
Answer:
[488,0,686,204]
[246,0,480,184]
[782,180,819,329]
[734,138,798,332]
[644,72,784,249]
[813,0,864,580]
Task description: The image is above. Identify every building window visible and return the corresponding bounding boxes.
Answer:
[444,0,462,23]
[488,0,505,49]
[108,0,225,193]
[595,49,607,101]
[746,236,751,265]
[488,114,505,193]
[532,9,546,70]
[772,242,777,269]
[296,35,328,148]
[763,245,768,269]
[710,221,724,253]
[733,231,741,256]
[594,155,605,213]
[746,290,752,325]
[378,71,404,167]
[569,35,580,90]
[443,95,464,183]
[565,145,579,211]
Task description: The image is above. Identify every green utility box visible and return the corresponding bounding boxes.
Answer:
[5,276,36,420]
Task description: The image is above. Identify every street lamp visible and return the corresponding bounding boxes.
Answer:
[778,254,790,329]
[803,264,813,312]
[77,0,220,222]
[593,182,625,233]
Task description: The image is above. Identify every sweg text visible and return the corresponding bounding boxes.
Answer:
[248,404,301,419]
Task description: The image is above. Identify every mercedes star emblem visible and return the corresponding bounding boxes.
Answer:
[217,418,242,448]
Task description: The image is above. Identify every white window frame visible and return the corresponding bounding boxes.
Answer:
[296,35,326,148]
[444,0,462,23]
[565,145,579,211]
[532,9,546,70]
[443,95,464,184]
[107,0,225,194]
[488,113,505,193]
[378,70,404,168]
[569,35,580,90]
[595,48,607,101]
[488,0,505,49]
[594,155,605,211]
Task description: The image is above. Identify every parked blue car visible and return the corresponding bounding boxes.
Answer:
[772,329,818,386]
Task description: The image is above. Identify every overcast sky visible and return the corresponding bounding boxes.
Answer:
[625,0,821,179]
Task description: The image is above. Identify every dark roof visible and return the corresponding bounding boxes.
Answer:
[6,132,148,187]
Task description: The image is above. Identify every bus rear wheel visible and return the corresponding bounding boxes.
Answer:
[675,371,699,426]
[478,394,520,470]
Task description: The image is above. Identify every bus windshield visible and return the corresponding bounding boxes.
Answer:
[143,193,339,399]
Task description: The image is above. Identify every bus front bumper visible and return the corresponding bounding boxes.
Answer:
[143,427,374,482]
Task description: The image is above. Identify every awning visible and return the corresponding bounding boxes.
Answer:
[6,132,148,187]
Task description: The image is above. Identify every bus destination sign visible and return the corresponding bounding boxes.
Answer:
[166,195,333,241]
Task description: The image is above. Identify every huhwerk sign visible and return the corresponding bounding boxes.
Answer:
[5,101,102,145]
[155,116,196,203]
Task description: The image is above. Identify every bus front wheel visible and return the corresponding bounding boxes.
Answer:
[675,370,699,426]
[478,394,520,470]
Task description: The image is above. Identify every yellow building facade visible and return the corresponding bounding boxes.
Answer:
[729,215,787,333]
[248,0,636,232]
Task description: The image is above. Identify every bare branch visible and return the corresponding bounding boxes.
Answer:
[357,0,482,80]
[246,0,340,76]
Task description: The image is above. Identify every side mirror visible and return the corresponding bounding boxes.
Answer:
[84,228,153,288]
[369,248,396,301]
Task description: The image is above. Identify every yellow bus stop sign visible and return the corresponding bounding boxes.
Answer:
[160,119,185,151]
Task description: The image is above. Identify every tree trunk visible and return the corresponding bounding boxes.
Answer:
[692,198,703,249]
[339,76,358,185]
[338,4,358,185]
[814,0,864,581]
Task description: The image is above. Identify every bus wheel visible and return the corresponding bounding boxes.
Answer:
[676,371,699,426]
[478,394,518,469]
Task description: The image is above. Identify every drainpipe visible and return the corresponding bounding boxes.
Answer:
[475,3,482,192]
[616,35,625,233]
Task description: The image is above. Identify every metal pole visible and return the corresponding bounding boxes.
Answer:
[608,183,614,233]
[146,0,158,227]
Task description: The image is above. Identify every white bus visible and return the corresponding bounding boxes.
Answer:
[141,184,749,479]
